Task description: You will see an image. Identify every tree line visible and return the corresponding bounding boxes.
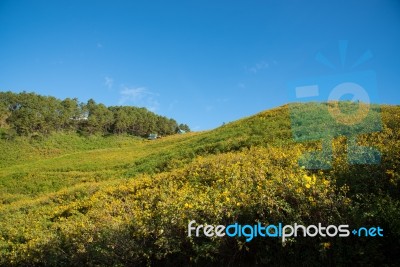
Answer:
[0,91,190,137]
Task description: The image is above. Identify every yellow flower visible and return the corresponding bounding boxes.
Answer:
[323,242,331,249]
[305,183,311,189]
[311,174,316,184]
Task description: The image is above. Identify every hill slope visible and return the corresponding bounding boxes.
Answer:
[0,103,399,266]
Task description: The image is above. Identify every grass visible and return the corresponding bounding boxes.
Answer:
[0,105,293,203]
[1,103,398,202]
[0,132,202,202]
[0,102,399,266]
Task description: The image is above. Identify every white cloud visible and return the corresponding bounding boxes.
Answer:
[217,98,229,103]
[246,61,269,73]
[205,105,213,112]
[168,100,179,111]
[238,83,246,89]
[146,97,160,112]
[119,87,147,103]
[105,76,114,89]
[118,86,159,111]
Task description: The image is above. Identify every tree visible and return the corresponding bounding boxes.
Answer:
[178,123,191,132]
[0,93,10,128]
[111,107,131,134]
[82,99,114,134]
[60,98,81,131]
[1,92,189,138]
[6,92,45,135]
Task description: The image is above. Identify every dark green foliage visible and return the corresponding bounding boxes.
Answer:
[109,106,179,136]
[0,91,185,138]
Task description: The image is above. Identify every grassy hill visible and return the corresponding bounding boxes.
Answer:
[0,103,399,266]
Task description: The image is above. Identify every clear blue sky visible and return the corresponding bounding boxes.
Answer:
[1,0,399,130]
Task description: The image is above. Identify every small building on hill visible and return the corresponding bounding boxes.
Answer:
[177,129,186,134]
[148,133,158,140]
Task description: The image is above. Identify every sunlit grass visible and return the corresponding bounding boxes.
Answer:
[0,103,399,266]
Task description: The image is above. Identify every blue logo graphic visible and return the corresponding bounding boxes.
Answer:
[287,41,382,169]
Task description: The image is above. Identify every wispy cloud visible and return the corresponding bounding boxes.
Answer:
[205,105,213,112]
[217,98,229,103]
[237,83,246,89]
[246,61,269,73]
[104,76,114,89]
[118,86,160,112]
[168,100,179,111]
[97,42,103,48]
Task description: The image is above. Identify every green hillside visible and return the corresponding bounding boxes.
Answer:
[1,103,399,266]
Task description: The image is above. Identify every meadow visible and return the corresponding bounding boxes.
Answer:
[0,103,399,266]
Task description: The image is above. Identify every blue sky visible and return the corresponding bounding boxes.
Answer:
[1,0,399,130]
